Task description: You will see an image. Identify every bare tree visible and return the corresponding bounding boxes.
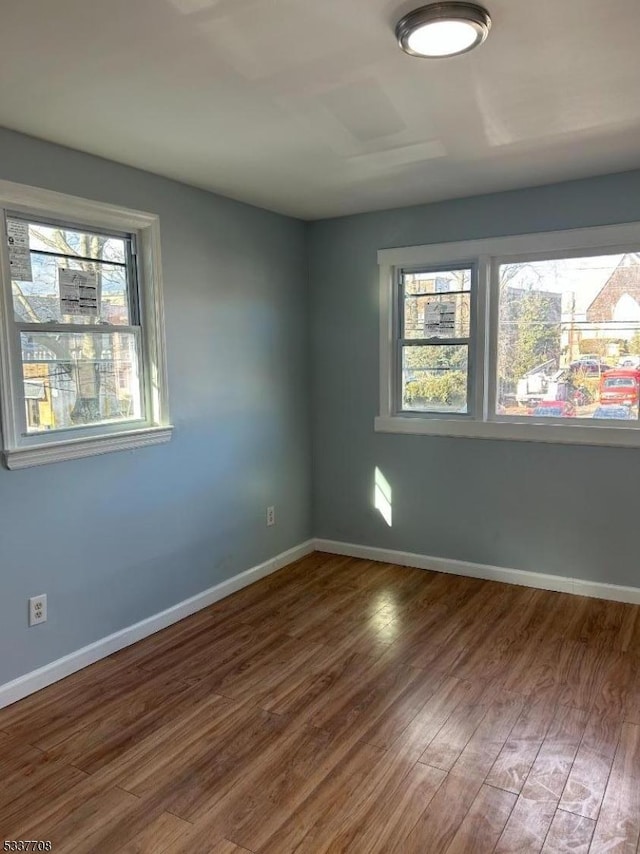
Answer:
[19,227,124,425]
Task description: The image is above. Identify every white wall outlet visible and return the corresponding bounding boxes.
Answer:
[266,505,276,527]
[29,594,47,626]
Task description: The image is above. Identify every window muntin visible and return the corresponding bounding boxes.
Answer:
[399,267,474,415]
[6,214,146,437]
[496,253,640,424]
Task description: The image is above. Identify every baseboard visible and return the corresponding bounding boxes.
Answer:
[6,536,638,710]
[0,539,315,710]
[314,538,640,605]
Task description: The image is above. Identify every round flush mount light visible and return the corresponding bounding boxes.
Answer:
[396,2,491,58]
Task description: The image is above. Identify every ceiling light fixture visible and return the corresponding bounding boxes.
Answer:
[396,2,491,58]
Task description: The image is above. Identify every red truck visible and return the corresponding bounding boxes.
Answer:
[599,368,640,407]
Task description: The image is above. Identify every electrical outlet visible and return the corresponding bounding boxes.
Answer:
[266,505,275,527]
[29,594,47,627]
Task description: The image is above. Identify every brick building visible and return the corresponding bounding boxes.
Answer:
[586,253,640,323]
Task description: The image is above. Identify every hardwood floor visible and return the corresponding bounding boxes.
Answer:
[2,551,640,853]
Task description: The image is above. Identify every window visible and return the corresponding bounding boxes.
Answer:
[401,267,474,415]
[0,181,171,468]
[377,223,640,447]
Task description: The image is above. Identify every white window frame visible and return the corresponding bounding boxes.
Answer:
[0,180,172,469]
[376,221,640,448]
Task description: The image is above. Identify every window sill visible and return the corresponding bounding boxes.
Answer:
[375,415,640,448]
[4,425,173,469]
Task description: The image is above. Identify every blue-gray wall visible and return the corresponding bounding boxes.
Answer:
[4,123,640,689]
[0,128,311,685]
[309,171,640,588]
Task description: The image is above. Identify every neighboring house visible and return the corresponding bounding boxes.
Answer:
[23,368,51,429]
[586,254,640,324]
[15,293,133,430]
[561,254,640,362]
[14,293,59,323]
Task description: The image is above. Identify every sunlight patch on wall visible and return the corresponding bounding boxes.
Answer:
[374,466,393,527]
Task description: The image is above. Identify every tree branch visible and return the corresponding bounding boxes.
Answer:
[31,228,77,257]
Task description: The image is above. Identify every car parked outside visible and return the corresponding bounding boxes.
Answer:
[569,359,613,375]
[529,400,576,417]
[618,356,640,369]
[600,369,640,407]
[592,404,633,420]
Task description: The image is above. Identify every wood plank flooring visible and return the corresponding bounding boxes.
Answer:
[2,551,640,852]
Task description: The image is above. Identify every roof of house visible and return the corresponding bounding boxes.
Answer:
[586,255,640,322]
[24,379,45,399]
[14,294,59,323]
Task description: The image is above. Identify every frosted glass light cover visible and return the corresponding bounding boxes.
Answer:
[406,19,479,56]
[396,4,491,59]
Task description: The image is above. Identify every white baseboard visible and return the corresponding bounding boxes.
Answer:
[0,539,314,710]
[314,538,640,606]
[5,536,638,711]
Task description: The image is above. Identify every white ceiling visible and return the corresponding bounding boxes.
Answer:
[1,0,640,219]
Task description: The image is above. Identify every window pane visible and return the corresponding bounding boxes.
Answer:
[404,291,470,339]
[404,268,472,296]
[13,254,131,325]
[402,345,468,413]
[403,268,471,340]
[26,221,126,264]
[21,331,143,433]
[496,253,640,422]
